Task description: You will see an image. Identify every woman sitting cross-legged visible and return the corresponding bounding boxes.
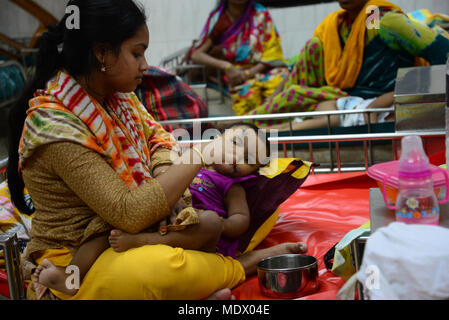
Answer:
[7,0,306,300]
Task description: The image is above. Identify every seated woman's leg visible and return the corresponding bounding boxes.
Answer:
[70,241,307,299]
[32,235,307,299]
[237,242,308,277]
[266,99,341,131]
[33,235,109,296]
[288,36,326,88]
[247,37,346,127]
[70,244,245,300]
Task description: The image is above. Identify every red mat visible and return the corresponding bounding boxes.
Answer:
[232,171,377,300]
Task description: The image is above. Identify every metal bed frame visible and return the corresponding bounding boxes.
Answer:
[158,108,445,173]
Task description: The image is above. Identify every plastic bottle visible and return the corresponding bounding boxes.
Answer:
[395,135,439,225]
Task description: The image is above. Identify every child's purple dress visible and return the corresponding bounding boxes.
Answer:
[189,169,257,258]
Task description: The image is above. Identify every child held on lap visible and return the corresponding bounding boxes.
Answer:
[34,122,269,294]
[110,123,269,258]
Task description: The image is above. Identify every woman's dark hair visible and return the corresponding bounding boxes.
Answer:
[7,0,147,214]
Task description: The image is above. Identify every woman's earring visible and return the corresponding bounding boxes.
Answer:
[101,57,106,72]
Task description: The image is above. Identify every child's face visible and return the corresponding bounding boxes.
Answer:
[212,125,267,178]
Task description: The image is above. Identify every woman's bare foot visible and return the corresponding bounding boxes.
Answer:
[237,242,308,276]
[33,259,78,295]
[264,242,308,257]
[206,288,236,300]
[108,229,145,252]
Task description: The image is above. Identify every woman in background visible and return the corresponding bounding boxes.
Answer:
[249,0,449,129]
[190,0,289,116]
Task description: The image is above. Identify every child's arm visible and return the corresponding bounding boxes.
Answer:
[222,183,251,238]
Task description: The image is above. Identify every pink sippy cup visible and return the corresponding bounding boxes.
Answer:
[383,135,449,225]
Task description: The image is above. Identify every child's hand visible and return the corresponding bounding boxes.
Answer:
[170,198,189,224]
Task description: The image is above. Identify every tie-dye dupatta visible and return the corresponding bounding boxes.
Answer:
[196,0,286,68]
[19,70,177,189]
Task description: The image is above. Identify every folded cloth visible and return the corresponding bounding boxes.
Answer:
[330,221,370,281]
[355,222,449,300]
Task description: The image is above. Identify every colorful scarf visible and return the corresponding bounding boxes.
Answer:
[19,70,177,189]
[195,1,286,68]
[313,0,402,89]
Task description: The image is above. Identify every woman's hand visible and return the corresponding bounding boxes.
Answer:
[159,197,190,231]
[225,65,247,87]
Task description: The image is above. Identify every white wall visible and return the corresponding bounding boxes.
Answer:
[0,0,67,39]
[1,0,448,66]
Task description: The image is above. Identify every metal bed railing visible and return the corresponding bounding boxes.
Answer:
[160,46,226,105]
[273,131,445,173]
[158,108,445,173]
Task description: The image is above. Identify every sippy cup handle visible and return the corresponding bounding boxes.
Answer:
[438,168,449,205]
[381,176,396,210]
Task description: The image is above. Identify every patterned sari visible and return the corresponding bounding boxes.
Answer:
[194,0,289,115]
[135,66,209,133]
[251,0,449,126]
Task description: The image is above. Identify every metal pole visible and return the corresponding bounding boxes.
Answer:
[289,120,295,158]
[0,233,25,300]
[308,142,314,174]
[364,140,369,170]
[327,115,334,172]
[367,111,373,165]
[336,141,341,173]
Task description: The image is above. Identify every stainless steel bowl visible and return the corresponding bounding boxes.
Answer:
[257,254,319,299]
